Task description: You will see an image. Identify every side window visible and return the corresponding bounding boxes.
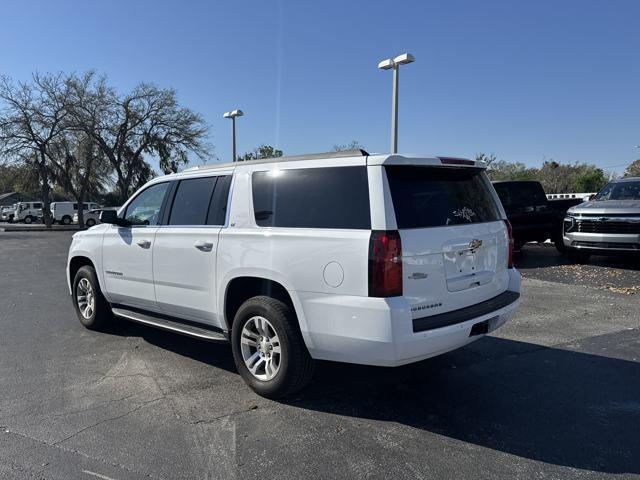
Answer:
[168,177,217,225]
[33,203,42,209]
[207,175,232,225]
[251,166,371,229]
[124,182,171,226]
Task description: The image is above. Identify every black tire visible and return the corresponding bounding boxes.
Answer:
[61,215,72,225]
[24,215,33,224]
[566,249,590,264]
[231,296,315,399]
[85,218,96,227]
[72,265,111,330]
[553,234,566,254]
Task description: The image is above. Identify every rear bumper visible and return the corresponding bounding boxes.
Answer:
[298,268,521,367]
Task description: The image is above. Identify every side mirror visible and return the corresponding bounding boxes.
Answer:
[100,210,126,226]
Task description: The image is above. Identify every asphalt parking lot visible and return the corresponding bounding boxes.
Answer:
[1,232,639,480]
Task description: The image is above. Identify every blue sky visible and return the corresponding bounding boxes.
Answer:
[1,0,638,174]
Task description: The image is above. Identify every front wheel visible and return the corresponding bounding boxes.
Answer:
[85,218,96,227]
[72,265,111,330]
[231,296,315,399]
[553,234,566,254]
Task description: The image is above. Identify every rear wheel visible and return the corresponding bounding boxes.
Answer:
[72,265,111,330]
[61,215,72,225]
[23,215,33,224]
[231,296,315,399]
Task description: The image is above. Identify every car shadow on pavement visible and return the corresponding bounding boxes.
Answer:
[285,335,640,475]
[108,320,237,374]
[103,317,639,474]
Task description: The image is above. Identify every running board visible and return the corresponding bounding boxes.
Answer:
[112,307,228,343]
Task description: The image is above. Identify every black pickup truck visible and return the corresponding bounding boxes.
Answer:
[492,180,584,252]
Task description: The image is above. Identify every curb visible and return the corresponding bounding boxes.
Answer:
[0,226,79,232]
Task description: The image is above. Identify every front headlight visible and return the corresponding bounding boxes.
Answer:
[563,216,575,233]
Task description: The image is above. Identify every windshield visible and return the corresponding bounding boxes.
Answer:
[594,180,640,201]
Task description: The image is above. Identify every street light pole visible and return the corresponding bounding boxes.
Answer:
[391,65,399,154]
[223,109,244,161]
[378,53,415,154]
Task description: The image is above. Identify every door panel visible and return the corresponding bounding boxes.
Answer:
[100,180,172,311]
[151,174,231,327]
[153,227,221,325]
[102,225,159,310]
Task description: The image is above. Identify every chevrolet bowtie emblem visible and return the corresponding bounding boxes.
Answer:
[469,239,483,249]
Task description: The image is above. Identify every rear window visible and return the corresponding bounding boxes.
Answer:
[493,182,546,207]
[385,166,501,229]
[252,166,371,229]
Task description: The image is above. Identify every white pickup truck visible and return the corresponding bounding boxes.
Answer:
[67,150,521,398]
[13,202,43,223]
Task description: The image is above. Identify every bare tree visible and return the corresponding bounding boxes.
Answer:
[69,73,211,203]
[48,131,110,228]
[332,140,363,152]
[475,153,498,167]
[0,73,71,227]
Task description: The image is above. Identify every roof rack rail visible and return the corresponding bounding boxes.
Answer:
[183,149,369,172]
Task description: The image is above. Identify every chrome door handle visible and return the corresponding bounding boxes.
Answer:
[136,239,152,249]
[194,240,214,252]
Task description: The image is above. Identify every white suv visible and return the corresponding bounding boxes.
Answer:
[67,150,520,398]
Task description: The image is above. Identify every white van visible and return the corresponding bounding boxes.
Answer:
[51,202,100,225]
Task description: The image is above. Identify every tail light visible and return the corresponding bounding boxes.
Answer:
[504,220,514,268]
[368,230,403,297]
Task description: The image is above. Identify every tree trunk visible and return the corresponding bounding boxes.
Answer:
[117,176,128,205]
[38,151,52,228]
[76,195,85,230]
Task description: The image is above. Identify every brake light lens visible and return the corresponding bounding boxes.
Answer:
[439,157,475,166]
[368,230,403,297]
[504,220,514,268]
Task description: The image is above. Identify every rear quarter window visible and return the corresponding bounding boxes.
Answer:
[252,166,371,229]
[385,166,501,229]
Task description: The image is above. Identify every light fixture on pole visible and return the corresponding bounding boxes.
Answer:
[223,109,244,161]
[378,53,415,154]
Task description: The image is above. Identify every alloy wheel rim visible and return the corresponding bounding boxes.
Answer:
[240,316,281,381]
[76,278,95,319]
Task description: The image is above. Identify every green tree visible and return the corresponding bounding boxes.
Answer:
[0,162,40,198]
[237,145,283,162]
[486,160,537,181]
[624,159,640,177]
[573,167,608,192]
